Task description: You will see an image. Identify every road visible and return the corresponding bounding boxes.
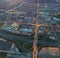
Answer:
[0,29,60,52]
[0,38,6,41]
[0,29,33,42]
[0,29,33,52]
[0,29,60,58]
[0,20,48,26]
[39,54,60,58]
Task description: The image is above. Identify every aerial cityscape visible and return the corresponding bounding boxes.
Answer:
[0,0,60,58]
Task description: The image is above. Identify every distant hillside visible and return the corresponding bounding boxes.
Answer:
[24,0,59,3]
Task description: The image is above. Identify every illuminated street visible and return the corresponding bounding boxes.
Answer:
[0,0,60,58]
